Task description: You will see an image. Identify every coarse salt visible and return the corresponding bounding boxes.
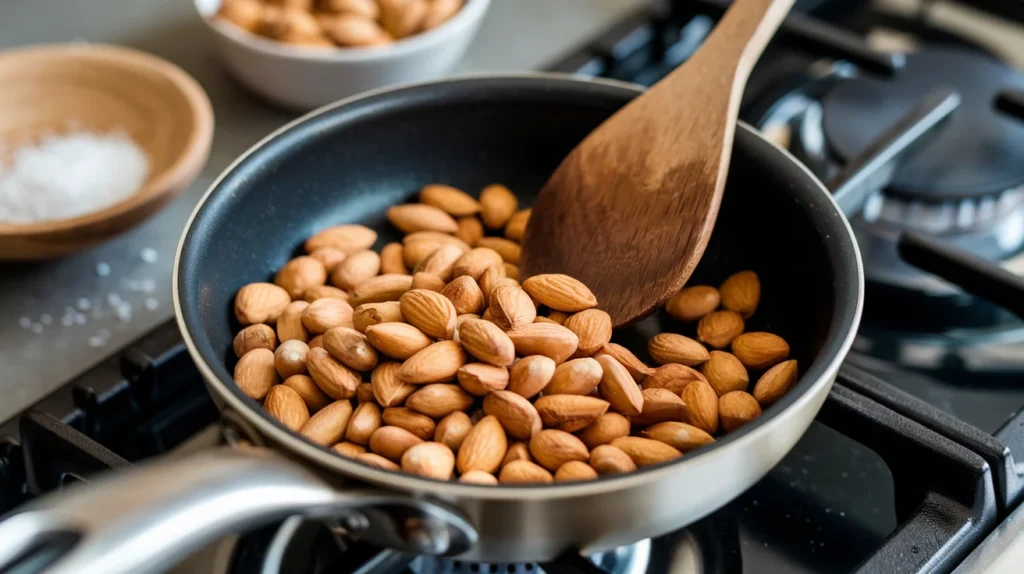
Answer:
[0,131,149,223]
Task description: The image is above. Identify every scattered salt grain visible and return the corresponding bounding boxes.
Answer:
[19,317,31,329]
[140,248,159,263]
[77,297,92,310]
[95,262,111,277]
[144,298,159,311]
[0,131,149,223]
[88,336,105,348]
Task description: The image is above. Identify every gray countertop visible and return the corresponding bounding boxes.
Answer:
[0,0,645,422]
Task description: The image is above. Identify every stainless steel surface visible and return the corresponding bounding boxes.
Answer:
[953,496,1024,574]
[0,0,645,424]
[0,447,478,574]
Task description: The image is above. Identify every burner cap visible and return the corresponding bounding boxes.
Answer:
[822,47,1024,201]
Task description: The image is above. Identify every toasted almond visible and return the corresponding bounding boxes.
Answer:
[504,208,531,241]
[357,452,401,471]
[275,256,327,299]
[235,283,291,325]
[320,0,380,18]
[681,380,719,434]
[283,374,332,412]
[368,425,424,462]
[535,395,609,432]
[301,298,354,334]
[731,332,790,369]
[611,436,681,467]
[632,388,688,426]
[753,360,798,406]
[353,301,404,333]
[555,461,598,482]
[529,429,589,471]
[522,274,597,313]
[456,363,509,396]
[502,442,532,466]
[563,309,612,357]
[701,351,749,396]
[379,242,408,275]
[459,470,498,484]
[478,183,518,229]
[399,289,457,339]
[507,323,579,364]
[476,237,521,264]
[545,357,602,396]
[234,348,279,400]
[596,355,643,416]
[387,203,458,234]
[414,244,464,281]
[499,460,553,484]
[365,322,432,359]
[665,285,720,322]
[382,407,436,440]
[303,285,350,303]
[441,275,485,315]
[274,339,309,378]
[379,0,427,38]
[483,390,542,440]
[264,385,310,431]
[331,442,366,458]
[403,231,471,250]
[411,272,446,292]
[330,250,381,290]
[697,310,745,349]
[346,402,382,445]
[306,347,360,400]
[277,301,311,343]
[719,391,762,431]
[456,415,508,474]
[299,400,353,446]
[578,413,631,449]
[720,271,760,318]
[304,224,377,254]
[308,248,347,273]
[455,216,484,246]
[370,362,417,407]
[594,343,653,383]
[322,327,378,372]
[405,383,474,417]
[508,355,556,399]
[648,333,710,366]
[435,411,473,451]
[234,324,277,358]
[589,444,637,474]
[350,274,413,306]
[401,442,455,480]
[219,0,265,32]
[399,341,467,384]
[452,247,504,280]
[489,285,536,330]
[642,363,707,395]
[643,421,714,452]
[458,319,515,367]
[357,383,376,403]
[420,184,479,216]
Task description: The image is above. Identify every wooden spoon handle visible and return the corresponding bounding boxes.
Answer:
[687,0,794,83]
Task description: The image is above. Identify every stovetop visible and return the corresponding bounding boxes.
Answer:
[3,1,1024,573]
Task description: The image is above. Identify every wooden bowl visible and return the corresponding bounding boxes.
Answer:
[0,43,214,260]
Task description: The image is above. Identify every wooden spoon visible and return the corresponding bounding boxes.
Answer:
[520,0,794,326]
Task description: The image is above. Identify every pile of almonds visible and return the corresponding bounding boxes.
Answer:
[217,0,463,48]
[232,182,799,485]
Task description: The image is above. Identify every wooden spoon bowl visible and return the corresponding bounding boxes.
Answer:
[0,43,214,260]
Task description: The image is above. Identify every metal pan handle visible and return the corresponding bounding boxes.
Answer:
[0,446,476,574]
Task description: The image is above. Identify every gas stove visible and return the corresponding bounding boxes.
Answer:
[3,1,1024,573]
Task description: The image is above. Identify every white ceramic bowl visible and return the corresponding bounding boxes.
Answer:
[195,0,490,110]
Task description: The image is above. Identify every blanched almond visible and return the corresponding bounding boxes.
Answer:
[353,301,404,333]
[642,363,706,395]
[405,384,474,417]
[479,184,518,229]
[507,355,556,399]
[719,271,760,318]
[611,436,681,467]
[563,309,612,357]
[681,380,719,434]
[506,323,579,364]
[235,348,279,400]
[555,461,598,482]
[382,407,436,440]
[368,425,423,462]
[483,390,542,440]
[435,411,473,451]
[402,442,455,480]
[304,224,376,253]
[303,285,350,303]
[302,298,354,334]
[331,250,381,290]
[331,442,366,458]
[234,324,277,357]
[753,360,798,406]
[648,333,710,366]
[589,445,637,474]
[455,216,484,245]
[323,327,378,371]
[275,256,327,299]
[306,347,360,400]
[457,363,509,396]
[283,374,331,412]
[420,183,479,215]
[731,332,790,369]
[300,400,353,446]
[665,285,720,322]
[522,274,597,313]
[350,274,413,306]
[534,395,609,432]
[476,237,521,264]
[264,385,310,431]
[460,470,498,484]
[441,276,485,315]
[277,301,311,343]
[719,391,762,431]
[399,341,467,384]
[379,242,408,275]
[579,413,631,449]
[499,460,552,484]
[504,208,530,241]
[452,247,504,280]
[632,388,688,426]
[529,429,589,471]
[643,421,715,452]
[365,322,432,359]
[370,362,417,407]
[387,203,458,234]
[546,357,603,395]
[701,351,749,396]
[594,343,653,383]
[596,355,643,416]
[697,310,745,349]
[346,402,382,445]
[235,283,291,325]
[457,415,508,474]
[274,339,309,378]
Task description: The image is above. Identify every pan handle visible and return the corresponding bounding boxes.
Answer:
[0,446,477,574]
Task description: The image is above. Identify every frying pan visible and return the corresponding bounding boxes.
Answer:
[0,74,864,574]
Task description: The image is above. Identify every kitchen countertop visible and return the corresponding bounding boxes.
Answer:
[0,0,646,423]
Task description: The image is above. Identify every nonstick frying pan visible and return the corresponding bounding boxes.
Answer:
[0,75,864,574]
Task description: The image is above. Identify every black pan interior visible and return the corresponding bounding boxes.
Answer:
[177,76,860,472]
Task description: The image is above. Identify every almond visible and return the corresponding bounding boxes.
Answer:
[403,231,471,251]
[563,309,612,357]
[681,380,719,434]
[331,250,381,290]
[399,341,467,384]
[404,241,451,269]
[535,395,609,432]
[483,390,542,440]
[452,247,504,280]
[753,360,798,406]
[456,364,508,396]
[356,452,401,471]
[697,310,745,349]
[420,184,480,216]
[379,242,408,275]
[306,347,360,399]
[459,470,498,485]
[435,411,473,451]
[303,285,350,303]
[309,335,324,349]
[414,244,464,281]
[577,412,631,449]
[320,0,380,19]
[405,384,474,417]
[235,283,291,325]
[234,348,279,400]
[368,425,423,462]
[478,183,518,229]
[502,442,532,466]
[353,301,404,333]
[402,442,455,480]
[731,332,790,369]
[642,363,706,395]
[400,289,457,339]
[507,323,579,364]
[610,436,681,467]
[370,362,417,407]
[411,272,446,292]
[489,285,536,330]
[719,391,762,431]
[529,429,589,471]
[546,357,603,395]
[379,0,427,38]
[346,402,382,445]
[499,460,553,484]
[331,442,366,458]
[277,301,311,343]
[304,224,376,254]
[648,333,710,366]
[357,382,375,403]
[476,237,521,264]
[665,285,720,322]
[441,276,485,315]
[507,355,556,399]
[302,298,355,334]
[555,461,598,482]
[457,319,515,366]
[701,351,749,396]
[323,327,378,372]
[264,385,310,431]
[632,388,689,426]
[365,322,432,359]
[456,415,508,474]
[350,274,413,306]
[382,407,436,440]
[309,247,347,273]
[594,343,653,383]
[283,374,331,412]
[300,400,353,446]
[589,445,637,474]
[504,208,531,241]
[274,339,309,378]
[643,421,714,452]
[455,216,484,245]
[520,274,596,313]
[275,256,327,299]
[387,203,458,234]
[234,324,277,357]
[719,270,760,318]
[596,355,643,416]
[504,263,520,281]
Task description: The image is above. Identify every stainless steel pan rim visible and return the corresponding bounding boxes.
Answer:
[173,71,864,500]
